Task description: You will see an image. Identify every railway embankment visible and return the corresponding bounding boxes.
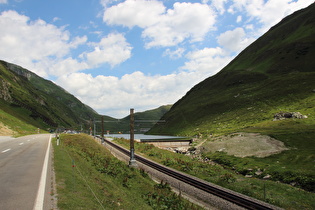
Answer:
[98,137,281,210]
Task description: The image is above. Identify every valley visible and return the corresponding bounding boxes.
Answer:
[0,2,315,209]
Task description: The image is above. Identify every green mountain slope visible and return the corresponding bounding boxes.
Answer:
[149,3,315,136]
[0,60,108,132]
[0,61,171,134]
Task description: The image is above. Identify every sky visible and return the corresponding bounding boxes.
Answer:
[0,0,313,118]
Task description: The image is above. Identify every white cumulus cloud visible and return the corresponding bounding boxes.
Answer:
[103,1,216,48]
[182,47,232,77]
[56,71,198,118]
[54,46,236,118]
[103,0,165,28]
[0,10,133,77]
[230,0,315,33]
[217,27,255,52]
[0,10,86,77]
[81,33,132,68]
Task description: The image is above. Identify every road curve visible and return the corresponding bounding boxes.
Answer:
[0,134,53,210]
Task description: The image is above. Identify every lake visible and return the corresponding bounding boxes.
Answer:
[104,134,185,140]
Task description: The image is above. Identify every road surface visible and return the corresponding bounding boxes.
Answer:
[0,134,56,210]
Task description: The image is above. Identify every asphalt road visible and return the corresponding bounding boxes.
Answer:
[0,134,54,210]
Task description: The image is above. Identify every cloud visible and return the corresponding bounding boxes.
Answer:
[81,33,132,68]
[55,45,235,118]
[103,1,216,48]
[163,48,185,59]
[236,15,242,23]
[0,10,86,77]
[208,0,229,14]
[217,27,255,52]
[0,10,132,77]
[53,17,61,22]
[144,2,216,48]
[0,0,7,4]
[230,0,315,32]
[182,47,232,76]
[56,71,197,118]
[100,0,121,8]
[103,0,165,28]
[49,33,132,76]
[50,58,88,76]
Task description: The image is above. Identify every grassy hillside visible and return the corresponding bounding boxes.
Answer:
[149,3,315,136]
[53,134,200,209]
[0,60,105,132]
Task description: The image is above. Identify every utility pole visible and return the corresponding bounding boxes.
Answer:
[101,116,104,143]
[89,119,92,135]
[129,108,137,167]
[93,118,96,136]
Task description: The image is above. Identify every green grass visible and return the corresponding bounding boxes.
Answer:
[53,134,201,209]
[113,138,315,209]
[0,108,44,136]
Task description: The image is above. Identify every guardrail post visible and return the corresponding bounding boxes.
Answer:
[129,108,137,167]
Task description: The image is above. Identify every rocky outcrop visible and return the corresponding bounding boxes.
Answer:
[273,112,307,121]
[0,79,12,102]
[4,62,32,80]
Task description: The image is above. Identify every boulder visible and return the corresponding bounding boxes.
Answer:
[273,111,307,121]
[263,174,271,180]
[175,147,188,154]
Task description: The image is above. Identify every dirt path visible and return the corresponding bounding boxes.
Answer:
[198,132,288,158]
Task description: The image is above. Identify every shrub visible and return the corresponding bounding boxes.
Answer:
[218,173,236,184]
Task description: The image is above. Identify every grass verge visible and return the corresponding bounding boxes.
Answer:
[0,108,44,136]
[53,134,201,209]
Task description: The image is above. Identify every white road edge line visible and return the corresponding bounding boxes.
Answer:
[33,135,52,210]
[1,148,11,153]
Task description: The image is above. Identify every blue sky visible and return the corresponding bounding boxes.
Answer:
[0,0,313,118]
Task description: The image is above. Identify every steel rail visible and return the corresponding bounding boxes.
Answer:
[100,137,277,210]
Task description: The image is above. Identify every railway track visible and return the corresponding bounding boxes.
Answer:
[98,137,280,210]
